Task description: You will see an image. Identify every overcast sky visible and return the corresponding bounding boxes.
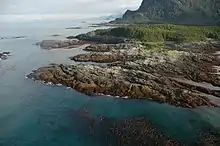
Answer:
[0,0,141,21]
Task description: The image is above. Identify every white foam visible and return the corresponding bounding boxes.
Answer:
[96,93,130,99]
[122,96,129,99]
[46,82,53,85]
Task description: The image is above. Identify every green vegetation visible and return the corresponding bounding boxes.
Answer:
[94,24,220,43]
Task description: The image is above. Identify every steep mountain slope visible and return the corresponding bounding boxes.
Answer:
[117,0,220,25]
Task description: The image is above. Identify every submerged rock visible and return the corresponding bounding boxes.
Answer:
[70,109,220,146]
[76,111,184,145]
[197,132,220,146]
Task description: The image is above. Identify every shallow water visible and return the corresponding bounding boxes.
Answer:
[0,19,220,146]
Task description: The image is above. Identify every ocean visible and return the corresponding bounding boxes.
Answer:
[0,18,220,146]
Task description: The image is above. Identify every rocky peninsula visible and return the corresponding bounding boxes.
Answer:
[28,24,220,108]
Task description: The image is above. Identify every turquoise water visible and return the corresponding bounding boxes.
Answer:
[0,19,220,145]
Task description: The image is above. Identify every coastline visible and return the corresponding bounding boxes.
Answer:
[1,0,220,144]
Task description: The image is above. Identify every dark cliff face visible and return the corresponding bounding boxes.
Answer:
[120,0,220,25]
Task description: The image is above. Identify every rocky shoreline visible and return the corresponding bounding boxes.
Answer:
[28,39,220,108]
[0,52,10,60]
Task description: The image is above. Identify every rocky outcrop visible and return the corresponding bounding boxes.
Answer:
[27,63,217,108]
[38,40,89,50]
[0,52,10,60]
[71,52,146,63]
